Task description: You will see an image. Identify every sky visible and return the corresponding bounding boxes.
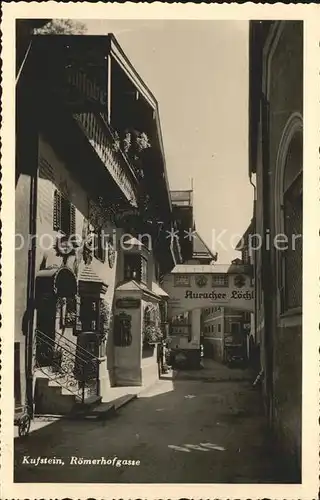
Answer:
[81,20,253,264]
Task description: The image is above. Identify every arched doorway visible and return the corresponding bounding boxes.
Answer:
[35,266,77,367]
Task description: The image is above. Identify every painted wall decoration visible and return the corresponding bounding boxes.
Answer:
[114,312,132,347]
[54,234,79,259]
[234,275,246,288]
[195,275,208,288]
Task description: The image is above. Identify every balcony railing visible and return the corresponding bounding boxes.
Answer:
[33,329,100,404]
[73,111,139,208]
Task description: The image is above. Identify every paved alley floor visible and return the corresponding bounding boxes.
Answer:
[14,360,299,483]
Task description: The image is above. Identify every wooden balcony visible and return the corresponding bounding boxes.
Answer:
[72,111,139,207]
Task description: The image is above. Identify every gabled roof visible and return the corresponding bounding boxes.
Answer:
[116,280,167,299]
[79,265,108,286]
[123,236,149,251]
[116,280,142,292]
[151,282,169,298]
[235,218,255,250]
[192,232,216,260]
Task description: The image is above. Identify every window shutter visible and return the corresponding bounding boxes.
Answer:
[70,204,76,235]
[74,295,82,334]
[53,190,62,231]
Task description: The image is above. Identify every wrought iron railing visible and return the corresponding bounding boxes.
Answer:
[34,329,100,404]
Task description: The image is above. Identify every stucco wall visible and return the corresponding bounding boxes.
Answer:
[15,172,32,404]
[35,135,121,393]
[113,291,143,386]
[256,21,303,474]
[202,308,224,360]
[37,135,119,298]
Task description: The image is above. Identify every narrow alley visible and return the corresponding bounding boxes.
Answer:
[14,360,298,484]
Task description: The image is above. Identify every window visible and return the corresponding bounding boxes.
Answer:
[94,228,106,262]
[282,175,302,309]
[278,131,303,312]
[212,274,229,287]
[243,312,250,322]
[124,254,141,281]
[231,322,240,335]
[123,254,148,283]
[53,190,76,236]
[218,324,221,333]
[80,298,99,332]
[159,301,167,323]
[141,256,148,284]
[242,248,250,264]
[174,274,190,287]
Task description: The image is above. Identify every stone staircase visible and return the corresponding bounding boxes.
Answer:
[34,369,137,420]
[34,329,102,417]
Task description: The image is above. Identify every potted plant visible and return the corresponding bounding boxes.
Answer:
[143,324,163,345]
[99,300,113,341]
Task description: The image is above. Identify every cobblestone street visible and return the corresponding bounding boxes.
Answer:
[14,360,299,483]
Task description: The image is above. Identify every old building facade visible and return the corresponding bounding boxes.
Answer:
[249,21,303,476]
[15,33,182,415]
[202,306,250,362]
